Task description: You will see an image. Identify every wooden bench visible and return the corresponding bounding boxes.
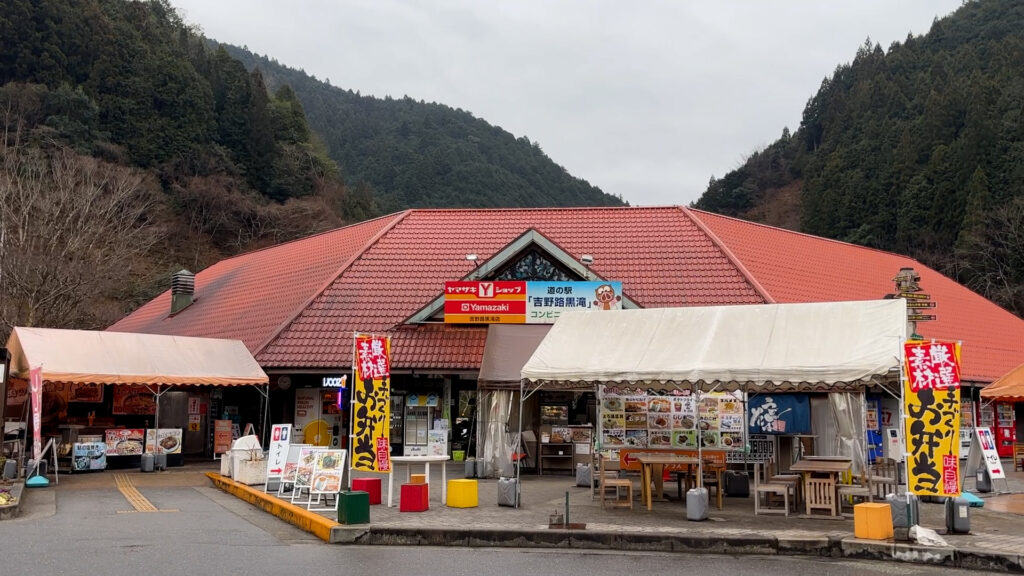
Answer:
[598,454,633,509]
[754,462,793,516]
[804,476,836,516]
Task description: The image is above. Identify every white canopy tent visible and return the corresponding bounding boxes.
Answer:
[516,299,908,502]
[5,327,269,458]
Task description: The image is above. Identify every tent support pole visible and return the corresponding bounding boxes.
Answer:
[516,379,524,508]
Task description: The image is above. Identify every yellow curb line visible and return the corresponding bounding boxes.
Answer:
[205,472,339,542]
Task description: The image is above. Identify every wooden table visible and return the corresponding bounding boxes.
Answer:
[387,455,451,507]
[789,457,851,516]
[635,453,700,511]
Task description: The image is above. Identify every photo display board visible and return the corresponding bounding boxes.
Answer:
[598,385,744,450]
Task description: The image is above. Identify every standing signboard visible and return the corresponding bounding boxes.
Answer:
[277,443,309,496]
[213,419,233,456]
[263,424,291,492]
[308,449,347,511]
[903,341,962,497]
[350,334,391,475]
[963,427,1006,488]
[290,446,321,505]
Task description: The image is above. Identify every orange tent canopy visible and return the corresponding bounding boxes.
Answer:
[980,361,1024,401]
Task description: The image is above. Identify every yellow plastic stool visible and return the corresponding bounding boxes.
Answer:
[447,478,479,508]
[854,502,893,540]
[410,473,427,485]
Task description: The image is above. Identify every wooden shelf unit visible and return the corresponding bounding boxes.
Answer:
[539,443,573,475]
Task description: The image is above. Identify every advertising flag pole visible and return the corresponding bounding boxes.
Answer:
[347,331,358,490]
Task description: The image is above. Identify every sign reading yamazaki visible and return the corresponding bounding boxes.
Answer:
[444,280,624,324]
[903,341,961,497]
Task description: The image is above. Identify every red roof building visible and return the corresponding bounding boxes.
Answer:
[111,206,1024,384]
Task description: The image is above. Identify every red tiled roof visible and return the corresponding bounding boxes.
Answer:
[111,205,1024,382]
[688,208,1024,383]
[259,207,764,368]
[108,213,403,351]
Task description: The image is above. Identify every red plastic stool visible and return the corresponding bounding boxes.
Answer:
[352,477,382,505]
[400,482,429,512]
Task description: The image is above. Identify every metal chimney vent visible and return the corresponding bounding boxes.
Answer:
[170,269,195,315]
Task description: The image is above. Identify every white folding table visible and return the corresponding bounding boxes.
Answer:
[387,454,451,507]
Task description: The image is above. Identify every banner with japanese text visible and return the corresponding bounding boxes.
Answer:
[30,367,42,461]
[903,341,961,497]
[351,334,391,473]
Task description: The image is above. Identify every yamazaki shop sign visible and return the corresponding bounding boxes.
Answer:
[444,280,625,324]
[444,281,527,323]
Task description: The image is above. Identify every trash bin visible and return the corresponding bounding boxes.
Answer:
[575,463,592,487]
[945,496,970,534]
[2,459,16,480]
[975,467,992,493]
[686,487,709,521]
[497,476,519,507]
[141,453,155,473]
[886,492,919,540]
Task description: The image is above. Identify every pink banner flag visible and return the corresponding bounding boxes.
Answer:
[30,367,43,461]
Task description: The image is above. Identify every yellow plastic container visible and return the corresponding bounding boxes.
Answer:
[410,473,427,485]
[447,478,479,508]
[854,502,894,540]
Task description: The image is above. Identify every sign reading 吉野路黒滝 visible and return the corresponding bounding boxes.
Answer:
[903,341,961,497]
[443,280,625,324]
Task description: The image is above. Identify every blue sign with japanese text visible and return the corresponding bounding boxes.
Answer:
[526,281,623,323]
[747,394,811,435]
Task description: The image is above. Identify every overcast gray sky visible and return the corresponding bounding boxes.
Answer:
[170,1,963,206]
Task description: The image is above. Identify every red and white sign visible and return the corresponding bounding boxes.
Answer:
[904,341,960,393]
[355,335,390,380]
[30,367,42,461]
[444,281,527,323]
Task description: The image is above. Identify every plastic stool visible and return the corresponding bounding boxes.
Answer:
[447,479,478,508]
[854,502,893,540]
[337,490,370,524]
[352,477,382,505]
[400,483,429,512]
[410,473,427,485]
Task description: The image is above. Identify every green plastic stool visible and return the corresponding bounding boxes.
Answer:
[337,490,370,525]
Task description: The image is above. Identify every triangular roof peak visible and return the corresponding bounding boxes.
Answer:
[406,228,641,323]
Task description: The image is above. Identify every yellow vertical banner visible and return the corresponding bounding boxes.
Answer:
[903,341,961,497]
[351,334,391,472]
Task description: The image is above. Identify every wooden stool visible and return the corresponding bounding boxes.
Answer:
[400,483,429,512]
[351,477,382,505]
[447,478,478,508]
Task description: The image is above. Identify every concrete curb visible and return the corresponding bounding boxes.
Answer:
[205,472,339,542]
[207,477,1024,572]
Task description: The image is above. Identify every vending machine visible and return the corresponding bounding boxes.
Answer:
[294,388,346,449]
[865,396,883,463]
[994,402,1017,458]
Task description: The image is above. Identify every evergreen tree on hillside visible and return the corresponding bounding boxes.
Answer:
[695,0,1024,316]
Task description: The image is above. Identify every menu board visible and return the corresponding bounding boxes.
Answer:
[309,449,346,494]
[294,447,320,491]
[70,383,104,403]
[72,442,107,471]
[105,429,145,456]
[112,385,155,415]
[145,428,183,455]
[599,386,743,451]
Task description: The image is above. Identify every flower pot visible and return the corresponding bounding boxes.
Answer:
[232,459,267,486]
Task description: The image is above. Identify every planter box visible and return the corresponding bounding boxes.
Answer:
[232,459,267,486]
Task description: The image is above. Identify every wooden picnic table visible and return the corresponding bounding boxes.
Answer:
[789,457,852,516]
[635,453,702,511]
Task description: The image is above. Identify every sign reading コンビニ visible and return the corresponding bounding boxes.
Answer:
[903,341,961,497]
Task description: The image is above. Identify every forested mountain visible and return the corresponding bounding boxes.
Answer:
[0,0,623,337]
[222,45,624,213]
[695,0,1024,317]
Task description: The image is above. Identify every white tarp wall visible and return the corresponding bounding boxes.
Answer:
[521,299,907,391]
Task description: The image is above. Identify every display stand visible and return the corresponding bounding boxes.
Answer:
[539,443,573,475]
